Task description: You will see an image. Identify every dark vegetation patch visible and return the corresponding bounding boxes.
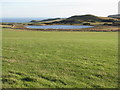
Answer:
[2,78,17,84]
[92,85,102,88]
[38,75,67,85]
[21,77,37,82]
[9,71,25,75]
[2,74,18,78]
[94,74,103,78]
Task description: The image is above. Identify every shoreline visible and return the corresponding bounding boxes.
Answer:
[2,27,119,32]
[1,24,119,32]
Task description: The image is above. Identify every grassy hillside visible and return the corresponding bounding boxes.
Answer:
[30,14,118,26]
[52,15,118,24]
[66,15,102,22]
[2,28,118,88]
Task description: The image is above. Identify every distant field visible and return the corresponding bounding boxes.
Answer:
[2,28,118,88]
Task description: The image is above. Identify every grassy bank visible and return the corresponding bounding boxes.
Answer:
[0,24,118,32]
[2,28,118,88]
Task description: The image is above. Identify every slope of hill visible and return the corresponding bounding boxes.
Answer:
[108,14,120,19]
[31,18,64,23]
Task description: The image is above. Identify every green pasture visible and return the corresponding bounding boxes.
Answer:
[2,28,118,88]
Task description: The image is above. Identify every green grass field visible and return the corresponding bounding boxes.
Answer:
[2,28,118,88]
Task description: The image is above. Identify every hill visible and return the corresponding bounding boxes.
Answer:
[66,14,101,22]
[51,14,117,25]
[30,14,119,25]
[31,18,64,23]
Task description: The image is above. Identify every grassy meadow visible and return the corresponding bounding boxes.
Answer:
[2,28,118,88]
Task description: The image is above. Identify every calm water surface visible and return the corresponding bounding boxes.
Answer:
[26,25,93,29]
[0,18,46,23]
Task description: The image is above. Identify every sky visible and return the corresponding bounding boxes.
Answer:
[0,0,119,18]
